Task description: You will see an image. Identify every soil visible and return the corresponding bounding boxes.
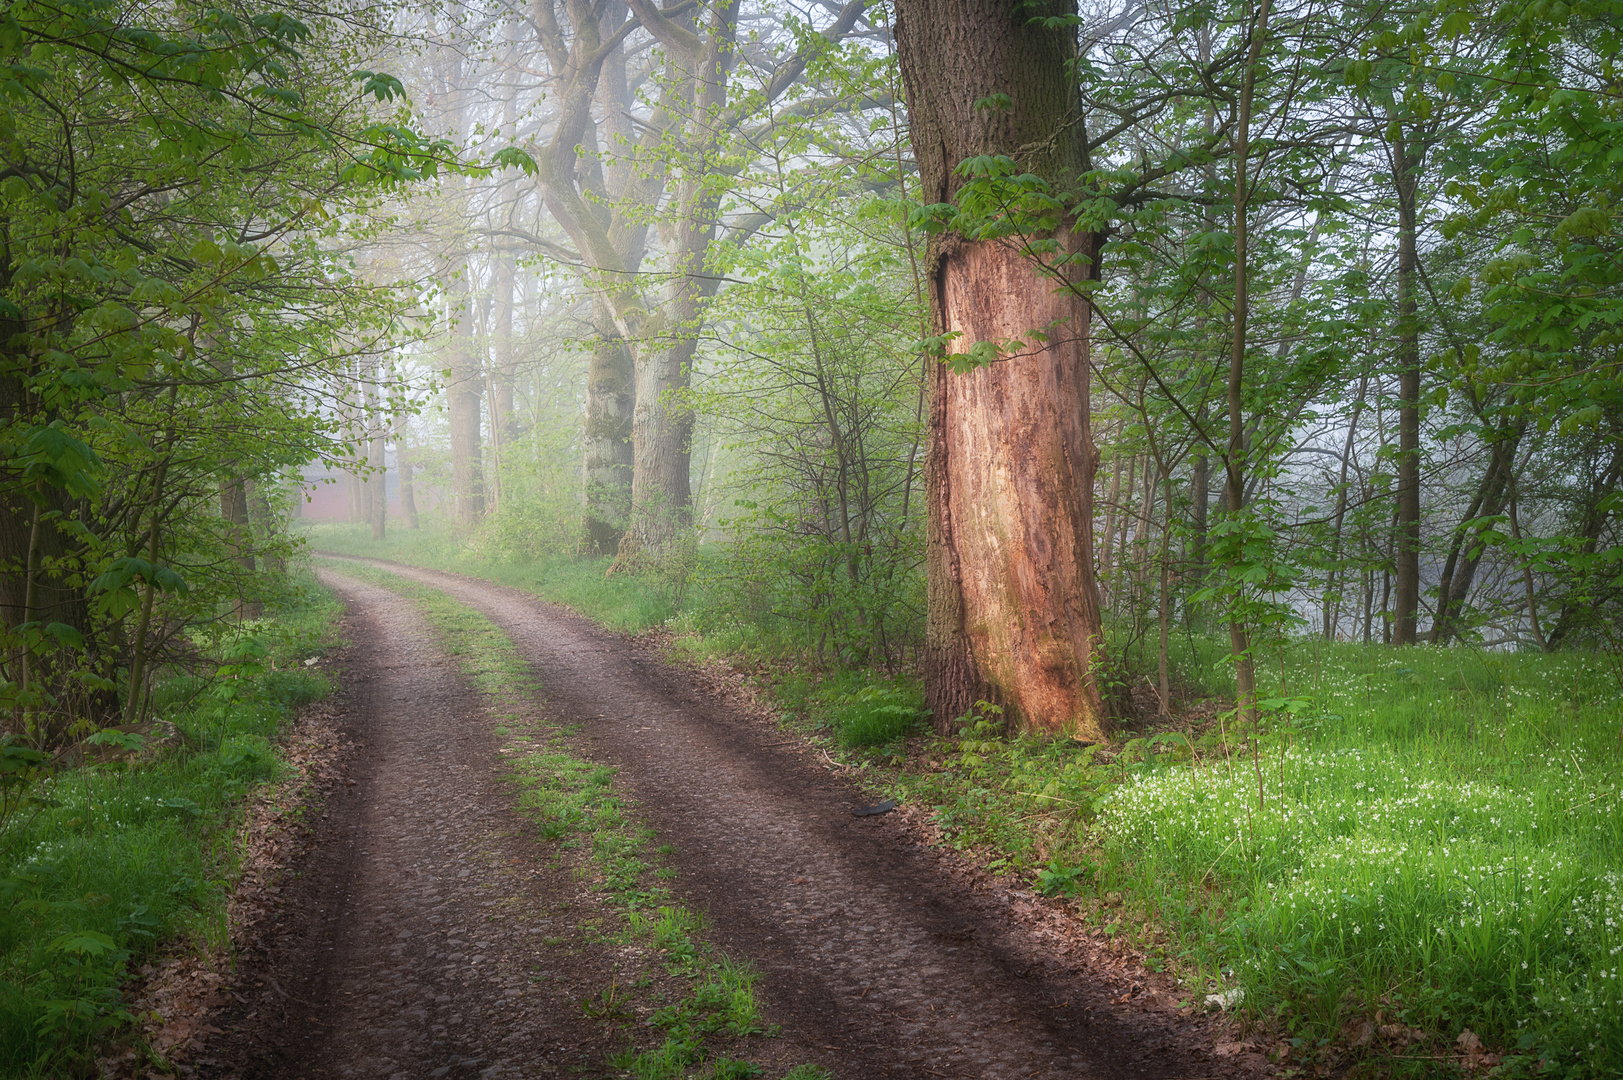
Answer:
[191,561,1272,1080]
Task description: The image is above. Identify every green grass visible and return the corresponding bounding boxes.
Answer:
[0,574,342,1077]
[322,559,843,1080]
[895,641,1623,1078]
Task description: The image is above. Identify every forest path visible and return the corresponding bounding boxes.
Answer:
[267,557,1248,1080]
[200,572,625,1080]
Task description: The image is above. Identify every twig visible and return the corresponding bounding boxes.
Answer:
[1201,834,1241,886]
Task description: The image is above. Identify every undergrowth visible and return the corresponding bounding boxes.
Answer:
[889,647,1623,1078]
[0,575,341,1077]
[326,559,827,1080]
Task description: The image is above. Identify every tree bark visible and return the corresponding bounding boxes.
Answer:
[489,256,518,442]
[394,413,419,530]
[1391,131,1423,645]
[1506,475,1547,651]
[614,2,740,565]
[219,476,260,619]
[583,296,635,554]
[447,272,486,526]
[1545,439,1621,647]
[246,478,285,575]
[1431,429,1520,644]
[1222,0,1273,722]
[1189,432,1209,573]
[370,407,388,543]
[1324,377,1368,639]
[1098,451,1123,592]
[896,0,1108,741]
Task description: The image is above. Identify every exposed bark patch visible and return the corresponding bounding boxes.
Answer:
[935,239,1106,739]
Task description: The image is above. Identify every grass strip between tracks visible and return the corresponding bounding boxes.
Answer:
[322,559,830,1080]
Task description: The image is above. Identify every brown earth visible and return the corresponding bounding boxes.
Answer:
[188,561,1269,1080]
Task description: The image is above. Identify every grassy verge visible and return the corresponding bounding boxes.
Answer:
[322,558,830,1080]
[886,645,1623,1078]
[305,527,1623,1077]
[0,574,342,1077]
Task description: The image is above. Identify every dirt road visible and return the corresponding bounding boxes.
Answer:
[203,562,1253,1079]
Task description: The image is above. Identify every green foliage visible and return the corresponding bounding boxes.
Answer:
[779,1067,833,1080]
[0,578,339,1073]
[696,40,927,672]
[771,668,924,751]
[0,0,436,743]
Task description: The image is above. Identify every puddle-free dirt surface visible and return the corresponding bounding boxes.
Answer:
[202,561,1260,1079]
[199,573,627,1080]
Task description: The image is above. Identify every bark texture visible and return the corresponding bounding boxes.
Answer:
[447,273,486,526]
[896,0,1108,740]
[219,476,261,619]
[394,414,420,531]
[582,298,634,554]
[1391,133,1422,645]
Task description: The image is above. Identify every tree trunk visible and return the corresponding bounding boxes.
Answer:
[1323,377,1368,639]
[370,410,388,543]
[1098,452,1123,598]
[583,297,636,554]
[1189,432,1209,574]
[1158,468,1173,715]
[1506,475,1548,650]
[394,414,420,531]
[246,479,285,575]
[896,0,1108,741]
[1222,0,1273,722]
[1431,429,1520,644]
[219,476,260,619]
[615,4,740,566]
[1545,440,1621,646]
[447,274,486,526]
[345,414,365,524]
[1391,132,1423,645]
[489,256,518,441]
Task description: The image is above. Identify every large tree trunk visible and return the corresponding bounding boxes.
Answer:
[615,2,739,566]
[1391,132,1423,645]
[583,296,635,554]
[896,0,1108,741]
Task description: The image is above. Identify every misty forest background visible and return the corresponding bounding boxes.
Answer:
[3,0,1623,1076]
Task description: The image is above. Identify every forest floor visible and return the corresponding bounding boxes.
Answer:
[187,561,1264,1080]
